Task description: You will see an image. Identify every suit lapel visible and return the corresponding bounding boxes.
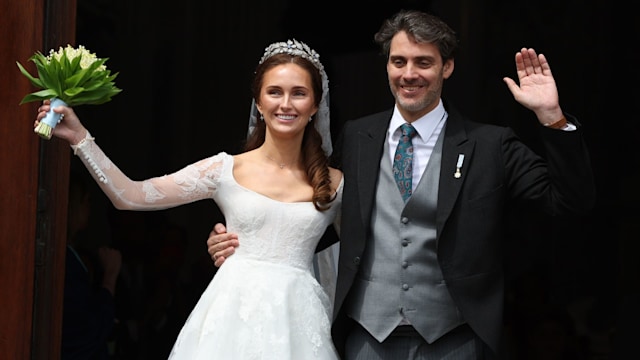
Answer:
[436,110,475,235]
[355,113,390,229]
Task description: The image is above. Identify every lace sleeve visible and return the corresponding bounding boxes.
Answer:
[72,132,224,210]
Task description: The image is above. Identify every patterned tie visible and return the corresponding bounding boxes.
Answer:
[393,123,417,202]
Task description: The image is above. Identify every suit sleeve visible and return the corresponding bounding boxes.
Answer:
[504,113,596,215]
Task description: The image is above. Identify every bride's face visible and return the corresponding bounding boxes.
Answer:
[256,63,318,140]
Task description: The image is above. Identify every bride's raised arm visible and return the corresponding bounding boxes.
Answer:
[36,101,222,210]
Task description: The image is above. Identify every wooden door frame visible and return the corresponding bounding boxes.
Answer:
[0,1,76,359]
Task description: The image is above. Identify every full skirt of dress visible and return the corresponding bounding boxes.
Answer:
[168,256,339,360]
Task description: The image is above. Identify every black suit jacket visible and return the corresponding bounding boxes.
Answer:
[320,102,596,357]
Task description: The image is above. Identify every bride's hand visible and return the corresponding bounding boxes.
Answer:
[35,100,88,144]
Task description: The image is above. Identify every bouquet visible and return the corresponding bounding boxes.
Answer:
[17,45,122,139]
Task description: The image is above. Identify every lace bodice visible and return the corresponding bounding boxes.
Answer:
[217,175,341,269]
[214,153,342,270]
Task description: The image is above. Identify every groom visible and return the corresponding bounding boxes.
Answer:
[206,9,595,359]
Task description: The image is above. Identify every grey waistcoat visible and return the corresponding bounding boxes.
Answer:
[346,130,464,343]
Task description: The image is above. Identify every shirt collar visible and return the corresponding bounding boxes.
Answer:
[389,99,447,142]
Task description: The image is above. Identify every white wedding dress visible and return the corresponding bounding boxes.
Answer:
[73,137,342,360]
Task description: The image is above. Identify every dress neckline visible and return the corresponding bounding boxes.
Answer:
[225,153,343,205]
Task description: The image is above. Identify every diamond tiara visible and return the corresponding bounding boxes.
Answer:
[259,39,324,71]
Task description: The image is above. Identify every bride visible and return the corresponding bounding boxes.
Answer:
[35,39,342,359]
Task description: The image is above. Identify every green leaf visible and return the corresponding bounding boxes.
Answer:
[16,61,44,88]
[63,87,86,97]
[68,52,82,74]
[19,89,59,105]
[65,68,90,89]
[67,85,122,106]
